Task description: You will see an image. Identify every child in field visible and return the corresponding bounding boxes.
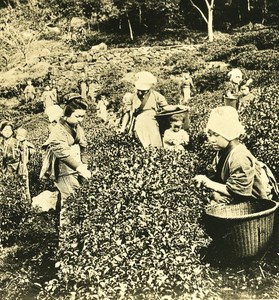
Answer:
[163,114,189,151]
[179,72,195,105]
[15,127,35,177]
[119,92,133,133]
[0,121,19,174]
[225,67,243,96]
[194,106,274,204]
[50,80,58,104]
[87,79,100,103]
[237,79,254,112]
[80,80,88,101]
[0,122,34,176]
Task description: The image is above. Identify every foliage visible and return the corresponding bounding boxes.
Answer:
[194,70,228,93]
[240,84,279,179]
[0,15,279,300]
[229,49,279,70]
[0,175,29,246]
[236,28,279,50]
[164,50,205,74]
[0,22,39,61]
[199,36,237,61]
[38,127,213,299]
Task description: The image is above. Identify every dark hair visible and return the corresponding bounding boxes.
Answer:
[95,92,108,101]
[239,82,252,91]
[64,99,88,117]
[0,120,14,132]
[169,113,184,123]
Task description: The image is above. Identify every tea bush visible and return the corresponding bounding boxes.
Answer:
[199,38,237,62]
[164,51,205,74]
[236,28,279,50]
[193,69,228,93]
[0,175,29,246]
[229,49,279,70]
[240,84,279,179]
[37,125,215,299]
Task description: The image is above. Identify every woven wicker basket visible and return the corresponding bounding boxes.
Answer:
[205,200,279,258]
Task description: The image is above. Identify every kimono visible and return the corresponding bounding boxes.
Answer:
[180,77,194,105]
[238,93,255,112]
[1,137,34,176]
[211,142,268,202]
[40,118,88,201]
[42,90,56,109]
[130,90,168,148]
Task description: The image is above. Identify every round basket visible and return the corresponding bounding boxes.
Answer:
[205,200,279,258]
[224,95,237,109]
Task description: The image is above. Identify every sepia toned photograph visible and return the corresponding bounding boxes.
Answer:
[0,0,278,299]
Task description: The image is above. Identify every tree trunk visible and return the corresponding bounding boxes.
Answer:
[127,15,134,41]
[208,6,214,42]
[139,6,142,24]
[262,0,268,24]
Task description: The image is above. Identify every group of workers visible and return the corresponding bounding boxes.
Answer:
[0,68,277,227]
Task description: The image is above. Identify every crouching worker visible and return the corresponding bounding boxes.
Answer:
[193,106,278,205]
[40,95,91,224]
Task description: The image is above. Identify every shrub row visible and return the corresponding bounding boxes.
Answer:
[37,127,214,300]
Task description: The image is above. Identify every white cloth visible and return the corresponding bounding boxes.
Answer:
[206,106,245,141]
[45,105,64,123]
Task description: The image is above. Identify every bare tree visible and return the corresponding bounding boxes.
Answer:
[0,23,38,63]
[189,0,215,42]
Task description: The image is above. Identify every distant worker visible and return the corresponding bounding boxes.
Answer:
[179,72,195,105]
[23,80,36,103]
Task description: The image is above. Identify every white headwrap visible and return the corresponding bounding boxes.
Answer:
[134,71,157,90]
[45,105,64,123]
[206,106,245,141]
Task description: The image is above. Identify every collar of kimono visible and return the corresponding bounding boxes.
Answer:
[137,90,152,111]
[60,118,79,142]
[215,139,240,183]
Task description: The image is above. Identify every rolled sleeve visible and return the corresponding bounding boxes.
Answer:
[156,93,168,108]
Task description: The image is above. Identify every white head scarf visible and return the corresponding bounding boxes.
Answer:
[134,71,157,90]
[45,105,64,123]
[206,106,245,141]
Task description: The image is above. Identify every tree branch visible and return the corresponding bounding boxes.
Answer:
[189,0,208,24]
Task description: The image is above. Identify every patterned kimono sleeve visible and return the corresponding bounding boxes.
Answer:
[226,152,255,197]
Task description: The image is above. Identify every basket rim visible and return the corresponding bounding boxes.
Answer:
[205,200,279,220]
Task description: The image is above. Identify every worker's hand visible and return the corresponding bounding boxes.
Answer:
[76,164,91,180]
[193,175,209,188]
[177,104,190,111]
[211,191,230,204]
